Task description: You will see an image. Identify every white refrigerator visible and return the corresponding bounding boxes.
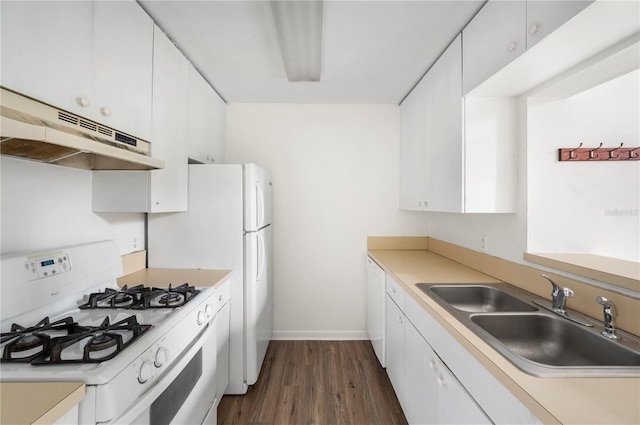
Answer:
[147,163,272,395]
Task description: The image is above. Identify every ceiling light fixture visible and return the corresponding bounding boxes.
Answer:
[270,0,323,82]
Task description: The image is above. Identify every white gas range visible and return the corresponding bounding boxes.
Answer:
[0,240,219,425]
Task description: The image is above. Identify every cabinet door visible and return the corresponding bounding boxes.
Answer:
[435,357,491,424]
[385,295,405,404]
[0,1,93,116]
[526,1,593,49]
[462,0,526,94]
[148,25,189,212]
[424,34,463,213]
[366,257,386,367]
[188,66,226,164]
[93,0,153,140]
[399,74,429,211]
[404,320,438,425]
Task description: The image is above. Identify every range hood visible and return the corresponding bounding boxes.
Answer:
[0,88,164,170]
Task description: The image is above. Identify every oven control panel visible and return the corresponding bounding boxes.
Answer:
[25,251,71,280]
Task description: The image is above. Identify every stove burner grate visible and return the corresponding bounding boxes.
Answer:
[1,316,151,365]
[0,317,82,363]
[79,283,200,310]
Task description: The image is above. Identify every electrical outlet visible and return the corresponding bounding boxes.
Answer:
[132,236,138,251]
[480,234,488,253]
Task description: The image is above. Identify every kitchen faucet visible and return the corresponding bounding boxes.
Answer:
[596,296,621,340]
[533,274,594,327]
[540,274,573,313]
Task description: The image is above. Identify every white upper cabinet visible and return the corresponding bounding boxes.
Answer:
[92,1,153,140]
[424,34,463,213]
[1,1,94,117]
[463,0,526,95]
[147,26,189,212]
[399,71,429,211]
[463,0,595,95]
[526,1,593,49]
[92,26,189,213]
[188,67,227,164]
[1,0,153,140]
[399,34,517,213]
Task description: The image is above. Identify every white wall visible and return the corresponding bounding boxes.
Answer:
[226,104,428,339]
[528,70,639,261]
[1,157,145,255]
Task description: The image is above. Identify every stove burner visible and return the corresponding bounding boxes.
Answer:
[1,317,79,363]
[158,292,183,307]
[79,283,200,310]
[13,335,44,351]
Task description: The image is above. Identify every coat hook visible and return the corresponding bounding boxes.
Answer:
[589,143,603,159]
[608,143,623,159]
[569,142,583,159]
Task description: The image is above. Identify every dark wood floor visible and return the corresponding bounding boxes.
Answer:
[218,340,408,425]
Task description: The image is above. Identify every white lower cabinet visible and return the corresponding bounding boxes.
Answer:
[403,288,541,424]
[380,274,540,424]
[387,294,490,425]
[385,296,405,402]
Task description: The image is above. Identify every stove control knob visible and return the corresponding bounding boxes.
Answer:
[205,304,214,318]
[138,361,155,384]
[197,310,206,326]
[154,347,170,368]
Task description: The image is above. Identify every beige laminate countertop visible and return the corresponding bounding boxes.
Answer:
[117,268,232,288]
[0,382,84,425]
[368,249,640,425]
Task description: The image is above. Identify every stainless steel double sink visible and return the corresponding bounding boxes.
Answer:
[417,283,640,377]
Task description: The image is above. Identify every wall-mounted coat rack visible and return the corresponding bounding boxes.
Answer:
[559,143,640,161]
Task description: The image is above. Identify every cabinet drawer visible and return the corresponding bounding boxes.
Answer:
[385,275,405,311]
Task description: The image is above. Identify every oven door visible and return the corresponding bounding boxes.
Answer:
[106,321,217,425]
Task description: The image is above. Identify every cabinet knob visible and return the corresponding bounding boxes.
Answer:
[437,375,446,387]
[100,107,112,117]
[76,97,90,107]
[528,23,540,35]
[397,316,403,324]
[507,41,518,53]
[429,359,437,370]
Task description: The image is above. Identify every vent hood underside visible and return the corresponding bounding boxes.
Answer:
[1,89,164,170]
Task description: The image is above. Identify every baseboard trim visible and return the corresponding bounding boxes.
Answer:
[271,330,369,340]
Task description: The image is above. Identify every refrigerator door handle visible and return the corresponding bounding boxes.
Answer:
[256,182,265,229]
[256,231,266,283]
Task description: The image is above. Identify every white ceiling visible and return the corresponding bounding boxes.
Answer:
[139,0,485,104]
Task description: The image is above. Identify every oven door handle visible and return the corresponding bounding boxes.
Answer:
[105,322,215,424]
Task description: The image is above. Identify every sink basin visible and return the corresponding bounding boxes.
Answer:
[418,284,538,313]
[416,282,640,377]
[471,313,640,368]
